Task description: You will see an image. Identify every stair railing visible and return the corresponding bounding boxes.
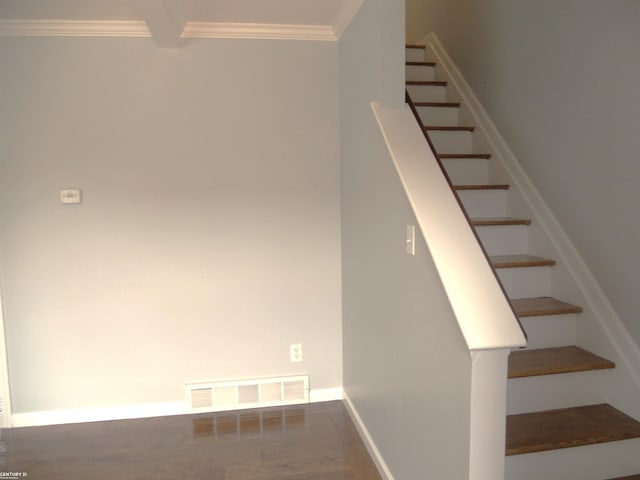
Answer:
[372,97,526,480]
[405,89,528,342]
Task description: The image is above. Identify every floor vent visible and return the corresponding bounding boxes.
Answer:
[185,375,309,413]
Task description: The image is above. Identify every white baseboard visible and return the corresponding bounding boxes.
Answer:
[11,401,188,428]
[10,387,345,428]
[309,386,344,403]
[343,391,395,480]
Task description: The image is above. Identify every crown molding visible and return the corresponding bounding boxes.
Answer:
[182,22,336,41]
[0,19,338,42]
[332,0,365,39]
[0,20,150,37]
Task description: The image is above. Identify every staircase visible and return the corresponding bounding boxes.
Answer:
[405,43,640,480]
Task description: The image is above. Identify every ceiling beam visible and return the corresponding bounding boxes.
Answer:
[134,0,186,48]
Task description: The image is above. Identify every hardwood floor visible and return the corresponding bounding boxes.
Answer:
[0,401,382,479]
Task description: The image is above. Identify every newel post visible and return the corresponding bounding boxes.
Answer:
[469,348,511,480]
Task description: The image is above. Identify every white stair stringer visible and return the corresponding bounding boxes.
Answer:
[407,36,640,480]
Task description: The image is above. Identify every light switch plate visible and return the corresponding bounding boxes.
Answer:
[406,224,415,255]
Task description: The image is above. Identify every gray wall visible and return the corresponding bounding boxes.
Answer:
[0,37,342,413]
[406,0,640,345]
[340,1,472,477]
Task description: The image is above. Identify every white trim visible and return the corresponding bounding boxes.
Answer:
[0,288,11,428]
[0,19,337,42]
[182,22,336,41]
[309,386,343,403]
[134,0,186,48]
[0,20,150,37]
[9,387,344,428]
[371,100,526,350]
[12,401,188,428]
[343,391,394,480]
[332,0,365,39]
[470,349,510,480]
[422,32,640,393]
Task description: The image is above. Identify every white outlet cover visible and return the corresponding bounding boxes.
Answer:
[290,343,303,362]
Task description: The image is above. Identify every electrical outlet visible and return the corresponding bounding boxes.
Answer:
[290,343,303,363]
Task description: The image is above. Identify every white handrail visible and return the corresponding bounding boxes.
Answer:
[371,101,526,351]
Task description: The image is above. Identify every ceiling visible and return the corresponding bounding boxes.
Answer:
[0,0,363,44]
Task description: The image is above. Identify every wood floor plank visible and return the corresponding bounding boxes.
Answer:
[406,80,447,86]
[454,184,509,190]
[439,153,491,159]
[413,102,461,108]
[491,254,556,269]
[510,296,583,317]
[508,346,615,378]
[424,125,475,132]
[506,404,640,456]
[471,217,531,226]
[406,61,436,67]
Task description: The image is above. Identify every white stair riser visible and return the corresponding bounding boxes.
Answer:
[474,225,528,256]
[507,370,611,415]
[497,267,552,299]
[428,130,472,153]
[416,106,459,125]
[505,438,640,480]
[406,84,447,103]
[442,158,489,185]
[519,314,578,349]
[405,48,425,62]
[457,190,507,217]
[406,65,436,82]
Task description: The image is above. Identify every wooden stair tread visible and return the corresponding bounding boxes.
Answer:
[490,254,556,268]
[439,153,491,159]
[506,404,640,455]
[405,44,426,49]
[511,296,583,317]
[413,101,461,108]
[406,61,436,67]
[406,80,447,86]
[605,475,640,480]
[424,125,475,132]
[454,184,509,190]
[508,346,615,378]
[471,217,531,226]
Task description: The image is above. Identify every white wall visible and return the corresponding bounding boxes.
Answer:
[406,0,640,346]
[339,1,472,477]
[0,37,342,414]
